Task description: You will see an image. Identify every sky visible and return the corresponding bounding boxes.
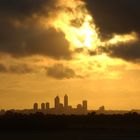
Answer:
[0,0,140,110]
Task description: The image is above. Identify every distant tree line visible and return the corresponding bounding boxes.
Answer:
[0,111,140,134]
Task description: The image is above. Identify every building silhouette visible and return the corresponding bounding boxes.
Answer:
[41,103,45,111]
[33,103,38,112]
[46,102,50,110]
[33,95,88,115]
[64,94,68,109]
[97,106,105,114]
[55,96,60,110]
[77,104,82,110]
[83,100,87,110]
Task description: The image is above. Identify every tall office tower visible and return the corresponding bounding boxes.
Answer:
[46,102,50,110]
[55,96,60,109]
[41,103,45,111]
[83,100,88,111]
[33,103,38,112]
[77,104,82,110]
[64,94,68,108]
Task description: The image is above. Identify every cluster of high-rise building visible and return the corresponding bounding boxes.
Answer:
[1,95,140,115]
[33,95,88,115]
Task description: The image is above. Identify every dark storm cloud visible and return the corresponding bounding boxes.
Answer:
[89,39,140,62]
[0,0,54,19]
[0,23,71,59]
[86,0,140,35]
[107,41,140,62]
[86,0,140,62]
[0,0,71,59]
[46,64,77,80]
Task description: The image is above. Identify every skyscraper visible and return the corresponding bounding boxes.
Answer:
[55,96,60,109]
[64,94,68,108]
[46,102,50,110]
[33,103,38,112]
[83,100,87,111]
[41,103,45,111]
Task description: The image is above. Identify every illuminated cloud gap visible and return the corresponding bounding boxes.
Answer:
[45,0,138,53]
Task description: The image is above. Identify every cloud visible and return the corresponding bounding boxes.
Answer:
[86,0,140,36]
[0,63,7,72]
[0,63,33,74]
[0,0,54,19]
[46,64,77,79]
[0,0,72,59]
[107,41,140,62]
[88,37,140,62]
[0,24,71,59]
[1,0,140,63]
[9,64,33,74]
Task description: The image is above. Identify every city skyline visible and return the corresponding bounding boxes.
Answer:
[33,95,88,115]
[1,93,140,116]
[1,90,140,111]
[0,93,140,114]
[1,94,140,116]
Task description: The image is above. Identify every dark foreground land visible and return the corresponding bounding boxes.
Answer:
[1,112,140,140]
